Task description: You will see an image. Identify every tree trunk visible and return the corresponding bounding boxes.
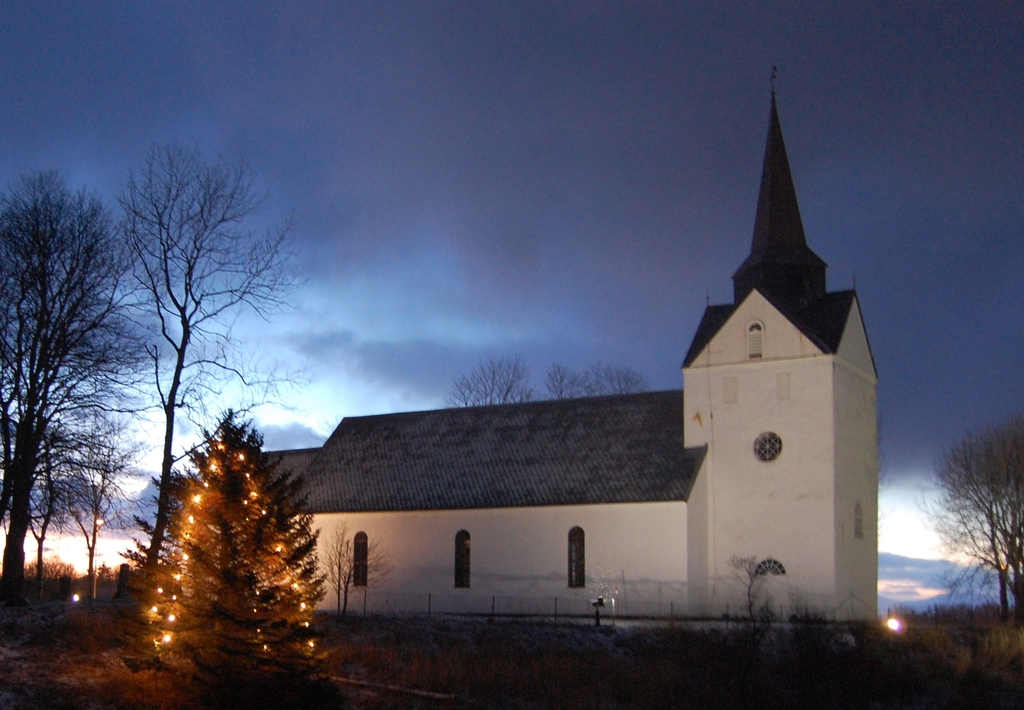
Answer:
[35,537,45,600]
[146,336,188,570]
[1013,574,1024,628]
[34,515,51,601]
[0,456,35,605]
[88,542,97,601]
[999,568,1010,622]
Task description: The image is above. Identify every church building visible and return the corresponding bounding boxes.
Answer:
[279,97,879,620]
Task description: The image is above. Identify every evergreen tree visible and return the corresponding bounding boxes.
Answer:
[139,412,325,698]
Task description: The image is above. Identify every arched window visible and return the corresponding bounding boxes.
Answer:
[754,558,786,577]
[568,527,585,588]
[854,501,864,540]
[747,321,764,360]
[353,531,368,587]
[454,530,471,588]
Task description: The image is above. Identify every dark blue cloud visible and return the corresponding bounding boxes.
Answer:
[0,1,1020,483]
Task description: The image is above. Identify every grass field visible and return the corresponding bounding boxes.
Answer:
[2,603,1024,709]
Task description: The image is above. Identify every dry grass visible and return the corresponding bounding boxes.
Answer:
[3,605,1024,708]
[321,616,1024,709]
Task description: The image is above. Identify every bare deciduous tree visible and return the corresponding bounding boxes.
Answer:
[120,144,294,569]
[322,524,392,619]
[0,172,136,604]
[447,354,534,407]
[66,416,138,600]
[932,416,1024,624]
[28,429,76,600]
[545,362,649,399]
[728,555,776,624]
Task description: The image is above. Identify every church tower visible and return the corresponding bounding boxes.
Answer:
[682,96,878,619]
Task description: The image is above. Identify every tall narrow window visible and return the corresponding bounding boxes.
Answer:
[854,501,864,540]
[747,321,764,360]
[568,526,585,588]
[353,531,368,587]
[454,530,471,588]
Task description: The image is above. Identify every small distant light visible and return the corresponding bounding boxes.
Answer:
[172,595,177,601]
[72,594,80,603]
[168,614,176,622]
[157,587,163,594]
[162,634,172,644]
[886,618,903,632]
[151,606,159,613]
[182,553,188,560]
[303,621,309,628]
[203,482,209,488]
[95,518,104,526]
[188,515,194,524]
[308,640,315,648]
[300,602,307,610]
[192,494,202,503]
[239,453,245,461]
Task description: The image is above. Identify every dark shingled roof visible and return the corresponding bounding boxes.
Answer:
[682,288,859,367]
[272,447,322,479]
[292,391,705,513]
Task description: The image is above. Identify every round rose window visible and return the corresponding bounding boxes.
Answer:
[753,432,782,462]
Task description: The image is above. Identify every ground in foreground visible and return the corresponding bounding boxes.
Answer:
[2,604,1024,708]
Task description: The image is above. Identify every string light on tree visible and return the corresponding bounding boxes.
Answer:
[134,411,325,688]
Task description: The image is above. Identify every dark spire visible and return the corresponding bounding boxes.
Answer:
[732,95,827,311]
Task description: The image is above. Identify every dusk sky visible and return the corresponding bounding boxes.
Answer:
[1,2,1021,603]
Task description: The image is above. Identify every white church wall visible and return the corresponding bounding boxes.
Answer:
[836,298,875,380]
[686,290,825,369]
[833,343,879,618]
[315,500,688,617]
[685,292,849,616]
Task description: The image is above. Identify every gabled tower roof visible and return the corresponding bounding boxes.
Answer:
[732,95,827,311]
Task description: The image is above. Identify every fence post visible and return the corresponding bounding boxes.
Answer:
[363,588,368,617]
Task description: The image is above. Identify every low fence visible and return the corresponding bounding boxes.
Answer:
[334,585,865,622]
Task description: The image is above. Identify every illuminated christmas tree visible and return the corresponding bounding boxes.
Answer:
[142,412,325,696]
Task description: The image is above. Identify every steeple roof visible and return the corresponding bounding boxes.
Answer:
[732,95,827,310]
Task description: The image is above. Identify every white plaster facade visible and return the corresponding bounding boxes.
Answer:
[683,290,877,618]
[317,501,688,617]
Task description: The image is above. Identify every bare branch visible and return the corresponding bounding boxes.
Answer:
[447,354,534,407]
[0,172,139,603]
[545,362,649,399]
[930,416,1024,624]
[120,144,297,568]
